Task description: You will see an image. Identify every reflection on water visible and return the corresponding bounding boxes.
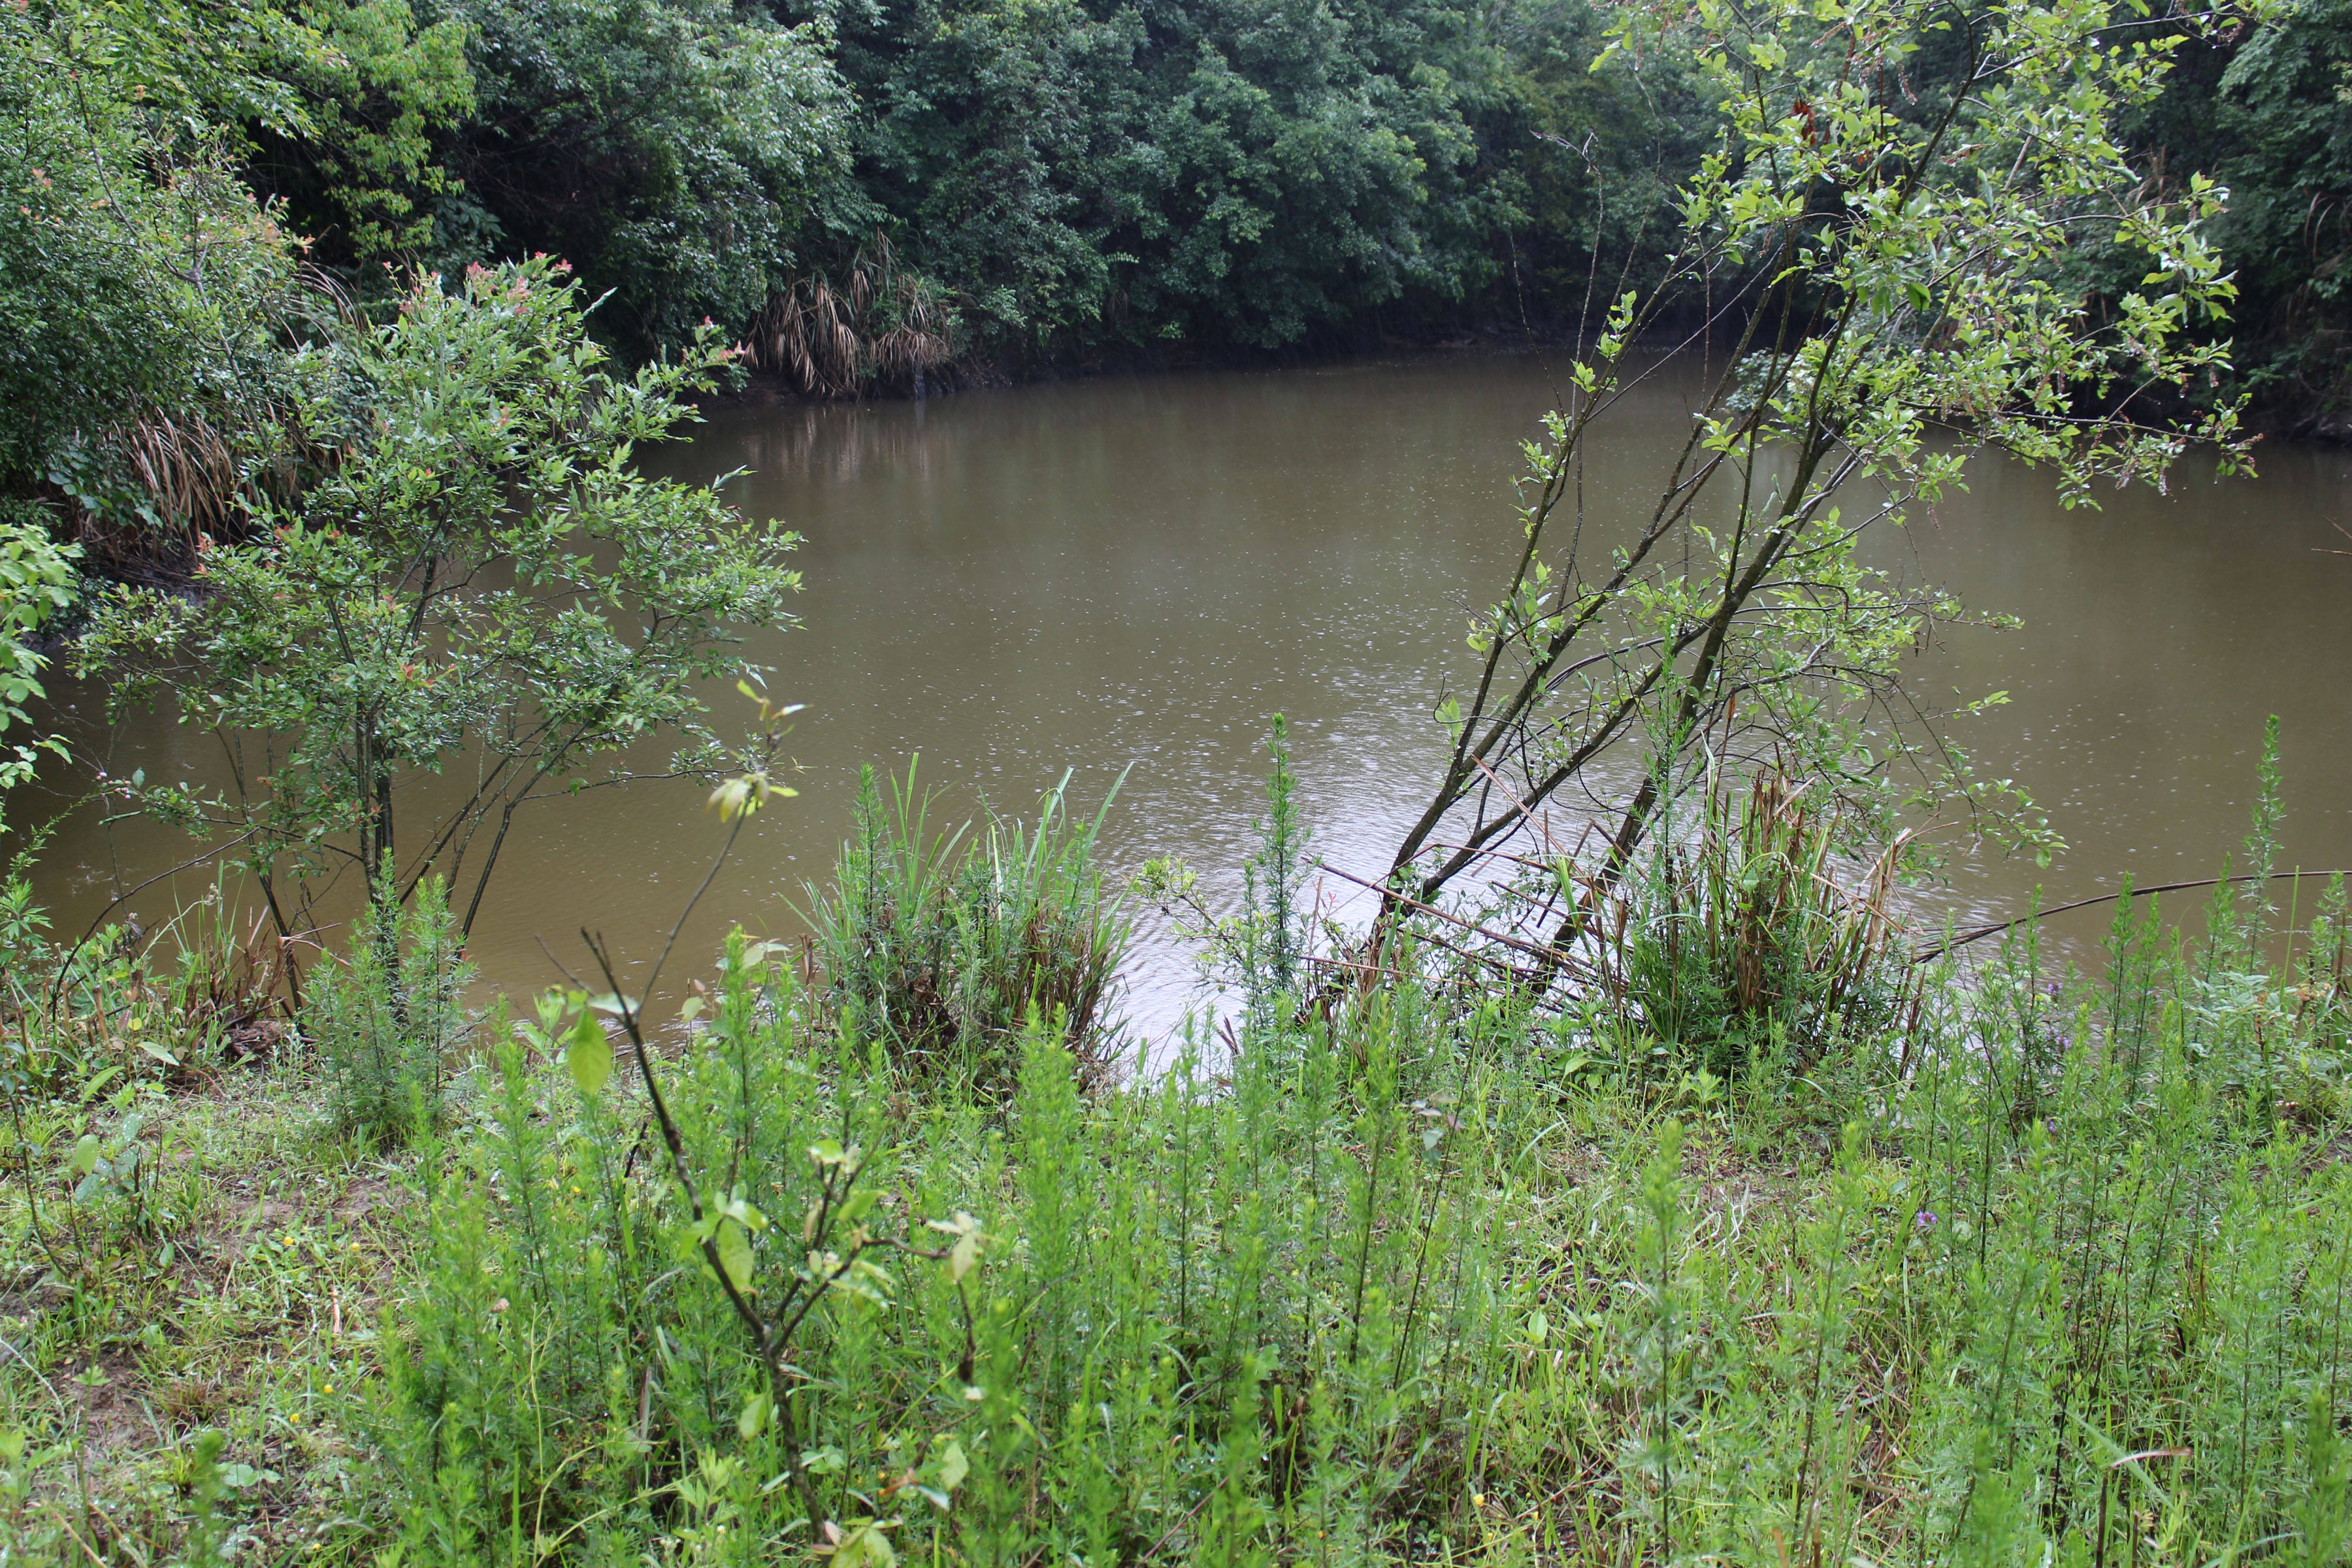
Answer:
[28,353,2352,1035]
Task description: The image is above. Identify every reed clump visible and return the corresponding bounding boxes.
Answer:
[1590,770,1923,1080]
[804,762,1131,1095]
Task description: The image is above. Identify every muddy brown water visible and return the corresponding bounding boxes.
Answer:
[28,352,2352,1036]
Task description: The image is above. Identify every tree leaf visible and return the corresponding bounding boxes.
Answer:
[715,1217,755,1295]
[568,1013,612,1095]
[836,1522,896,1568]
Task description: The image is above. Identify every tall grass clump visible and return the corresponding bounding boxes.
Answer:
[806,762,1130,1094]
[308,879,470,1144]
[1,874,295,1096]
[1587,770,1921,1080]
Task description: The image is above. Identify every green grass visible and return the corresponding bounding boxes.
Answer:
[1,785,2347,1566]
[802,762,1132,1096]
[1,1050,412,1561]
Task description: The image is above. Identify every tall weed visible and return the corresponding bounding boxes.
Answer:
[308,879,470,1144]
[367,751,2351,1564]
[1592,770,1920,1079]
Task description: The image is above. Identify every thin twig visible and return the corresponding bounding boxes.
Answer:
[1316,860,1593,980]
[1910,870,2352,964]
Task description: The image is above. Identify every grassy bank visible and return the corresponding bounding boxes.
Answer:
[3,768,2349,1566]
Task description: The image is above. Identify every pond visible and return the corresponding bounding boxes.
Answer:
[31,352,2352,1036]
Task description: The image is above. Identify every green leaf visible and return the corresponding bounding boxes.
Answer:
[567,1013,612,1095]
[715,1217,755,1295]
[836,1522,896,1567]
[936,1437,968,1493]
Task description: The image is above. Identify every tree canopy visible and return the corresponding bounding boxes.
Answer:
[6,0,2345,478]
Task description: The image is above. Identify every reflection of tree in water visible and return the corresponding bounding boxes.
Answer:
[730,402,960,489]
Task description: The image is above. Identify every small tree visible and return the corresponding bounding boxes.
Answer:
[78,257,804,941]
[1381,0,2253,960]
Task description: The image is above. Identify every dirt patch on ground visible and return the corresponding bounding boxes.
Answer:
[58,1352,155,1465]
[334,1176,399,1227]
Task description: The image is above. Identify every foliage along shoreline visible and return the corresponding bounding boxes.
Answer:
[704,321,2352,449]
[0,725,2346,1562]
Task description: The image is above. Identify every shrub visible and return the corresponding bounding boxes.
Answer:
[308,880,470,1144]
